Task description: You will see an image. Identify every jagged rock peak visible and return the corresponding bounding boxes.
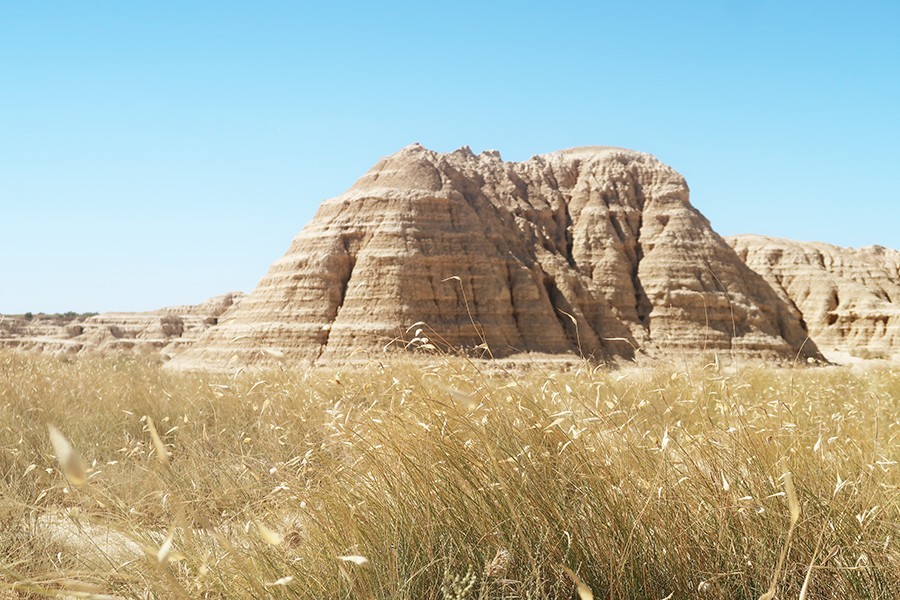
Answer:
[343,144,684,202]
[170,144,820,370]
[538,145,652,160]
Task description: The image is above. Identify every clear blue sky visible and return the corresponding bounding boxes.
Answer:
[2,2,898,313]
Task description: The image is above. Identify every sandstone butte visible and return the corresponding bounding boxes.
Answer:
[169,144,826,370]
[729,235,900,360]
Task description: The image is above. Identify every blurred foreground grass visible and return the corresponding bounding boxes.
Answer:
[0,351,897,598]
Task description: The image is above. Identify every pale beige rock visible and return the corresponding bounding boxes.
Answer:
[172,144,820,369]
[0,292,243,358]
[33,512,144,567]
[728,235,900,360]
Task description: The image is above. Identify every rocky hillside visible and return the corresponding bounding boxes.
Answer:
[728,235,899,360]
[171,144,821,369]
[0,293,243,358]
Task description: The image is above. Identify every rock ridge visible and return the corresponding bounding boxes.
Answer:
[728,235,899,360]
[0,293,243,357]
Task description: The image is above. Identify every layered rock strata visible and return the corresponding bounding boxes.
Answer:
[0,293,243,357]
[728,235,900,359]
[172,144,820,369]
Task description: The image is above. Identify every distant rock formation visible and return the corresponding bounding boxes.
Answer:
[171,144,820,369]
[729,235,900,359]
[0,293,243,357]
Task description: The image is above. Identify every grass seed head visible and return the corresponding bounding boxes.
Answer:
[47,424,87,486]
[785,472,801,525]
[562,566,594,600]
[484,548,511,577]
[255,521,284,545]
[145,416,171,467]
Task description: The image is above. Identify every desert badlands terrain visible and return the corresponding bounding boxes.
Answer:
[3,145,897,368]
[1,146,897,599]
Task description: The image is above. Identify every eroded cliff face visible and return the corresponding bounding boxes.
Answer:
[171,144,819,369]
[729,235,900,359]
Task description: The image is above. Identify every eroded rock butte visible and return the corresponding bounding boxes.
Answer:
[729,235,900,360]
[172,144,822,369]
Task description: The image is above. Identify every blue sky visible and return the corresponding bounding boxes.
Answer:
[2,2,898,313]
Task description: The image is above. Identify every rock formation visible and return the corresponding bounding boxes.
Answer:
[171,144,821,369]
[0,292,242,357]
[728,235,900,359]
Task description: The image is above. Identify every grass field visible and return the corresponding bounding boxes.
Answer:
[0,351,897,599]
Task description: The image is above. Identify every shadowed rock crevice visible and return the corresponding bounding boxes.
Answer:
[559,201,576,269]
[318,243,357,354]
[542,275,580,352]
[632,211,651,331]
[503,261,525,340]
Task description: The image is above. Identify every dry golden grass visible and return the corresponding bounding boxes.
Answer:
[0,350,897,598]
